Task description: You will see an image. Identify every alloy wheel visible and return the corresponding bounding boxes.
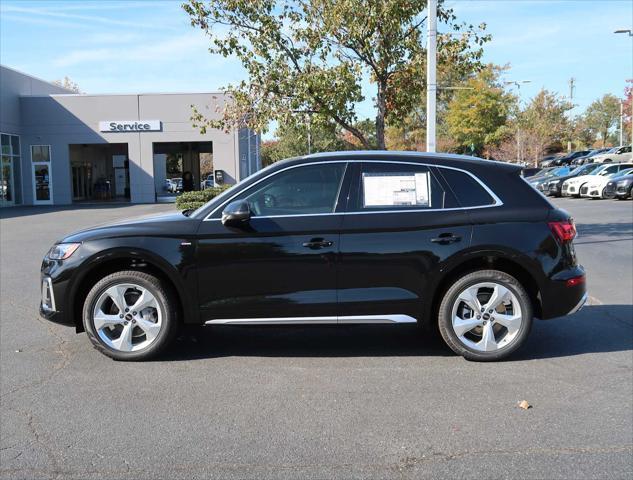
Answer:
[92,283,162,352]
[451,282,523,352]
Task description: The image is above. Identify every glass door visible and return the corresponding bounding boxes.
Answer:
[31,145,53,205]
[0,157,14,206]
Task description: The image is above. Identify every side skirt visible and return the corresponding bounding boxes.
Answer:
[204,314,417,325]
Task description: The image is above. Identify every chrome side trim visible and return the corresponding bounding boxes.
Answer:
[568,292,588,315]
[204,159,502,221]
[338,314,417,324]
[205,316,338,325]
[204,314,417,325]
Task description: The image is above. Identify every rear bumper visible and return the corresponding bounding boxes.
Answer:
[539,265,587,320]
[567,292,588,315]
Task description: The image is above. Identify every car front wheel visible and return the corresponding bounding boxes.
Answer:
[438,270,533,361]
[83,271,178,361]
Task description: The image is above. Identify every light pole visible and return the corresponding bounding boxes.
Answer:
[614,29,633,148]
[426,0,437,153]
[504,80,531,163]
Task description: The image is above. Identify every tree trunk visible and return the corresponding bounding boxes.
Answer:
[376,81,387,150]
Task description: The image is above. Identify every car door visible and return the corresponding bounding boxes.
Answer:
[195,162,350,323]
[336,161,474,323]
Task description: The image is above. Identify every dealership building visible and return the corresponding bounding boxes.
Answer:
[0,65,261,207]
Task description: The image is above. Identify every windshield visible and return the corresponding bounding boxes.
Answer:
[570,163,600,175]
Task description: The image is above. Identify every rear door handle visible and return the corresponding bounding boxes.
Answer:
[431,233,461,244]
[303,238,334,249]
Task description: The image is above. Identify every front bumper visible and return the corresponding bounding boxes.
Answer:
[581,185,603,198]
[561,184,579,196]
[39,274,73,326]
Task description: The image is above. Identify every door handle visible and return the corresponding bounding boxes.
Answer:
[302,238,334,249]
[430,233,461,244]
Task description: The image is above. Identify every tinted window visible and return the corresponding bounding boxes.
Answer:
[233,163,346,217]
[352,162,453,210]
[439,168,496,207]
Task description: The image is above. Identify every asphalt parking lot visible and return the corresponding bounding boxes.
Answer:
[1,198,632,480]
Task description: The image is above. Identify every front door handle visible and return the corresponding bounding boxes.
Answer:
[430,233,461,245]
[302,238,334,249]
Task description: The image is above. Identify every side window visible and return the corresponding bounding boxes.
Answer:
[354,162,452,211]
[438,168,497,207]
[232,163,346,217]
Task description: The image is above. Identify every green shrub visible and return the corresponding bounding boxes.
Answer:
[175,186,231,210]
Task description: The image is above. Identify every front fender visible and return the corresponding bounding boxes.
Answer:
[67,238,198,329]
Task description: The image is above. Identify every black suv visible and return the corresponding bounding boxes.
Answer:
[40,152,586,361]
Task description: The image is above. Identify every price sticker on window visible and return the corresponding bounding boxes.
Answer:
[362,172,430,207]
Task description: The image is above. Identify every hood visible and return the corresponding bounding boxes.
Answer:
[564,174,596,185]
[60,211,200,243]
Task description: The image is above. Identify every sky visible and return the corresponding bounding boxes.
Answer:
[1,0,632,132]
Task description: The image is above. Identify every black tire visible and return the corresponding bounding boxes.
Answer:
[83,270,178,361]
[437,270,533,362]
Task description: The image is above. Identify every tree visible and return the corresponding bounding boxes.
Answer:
[53,76,81,93]
[260,119,348,165]
[518,89,571,165]
[445,64,516,156]
[622,79,632,145]
[583,94,620,147]
[183,0,489,149]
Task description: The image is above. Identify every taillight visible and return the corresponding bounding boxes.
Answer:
[566,275,585,287]
[548,220,577,243]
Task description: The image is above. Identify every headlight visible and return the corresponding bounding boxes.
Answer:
[551,180,561,184]
[47,243,81,260]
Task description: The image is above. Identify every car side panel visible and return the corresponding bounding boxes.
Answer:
[337,210,473,320]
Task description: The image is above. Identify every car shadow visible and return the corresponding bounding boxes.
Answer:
[158,304,632,362]
[575,222,633,240]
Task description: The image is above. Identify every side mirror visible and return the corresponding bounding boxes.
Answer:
[221,200,251,227]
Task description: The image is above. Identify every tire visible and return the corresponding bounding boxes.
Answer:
[437,270,533,361]
[83,270,178,361]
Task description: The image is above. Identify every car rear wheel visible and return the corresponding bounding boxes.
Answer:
[437,270,533,361]
[83,271,178,361]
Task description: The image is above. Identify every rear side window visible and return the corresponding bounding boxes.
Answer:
[438,168,497,207]
[352,162,455,211]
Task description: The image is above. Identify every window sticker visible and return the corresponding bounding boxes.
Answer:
[362,172,430,207]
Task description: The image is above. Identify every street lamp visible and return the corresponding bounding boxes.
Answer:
[504,80,531,163]
[614,29,633,148]
[426,0,437,153]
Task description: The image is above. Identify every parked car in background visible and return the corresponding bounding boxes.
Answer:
[163,179,175,193]
[169,178,183,193]
[545,163,603,197]
[571,148,611,165]
[591,145,632,164]
[201,175,215,189]
[539,154,565,168]
[551,150,592,166]
[39,151,586,362]
[528,166,572,193]
[581,168,633,199]
[610,173,633,200]
[521,167,542,178]
[562,163,633,197]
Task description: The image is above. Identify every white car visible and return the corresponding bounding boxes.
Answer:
[581,167,633,198]
[590,145,632,164]
[562,163,633,197]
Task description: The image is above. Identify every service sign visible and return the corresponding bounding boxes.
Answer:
[99,120,162,132]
